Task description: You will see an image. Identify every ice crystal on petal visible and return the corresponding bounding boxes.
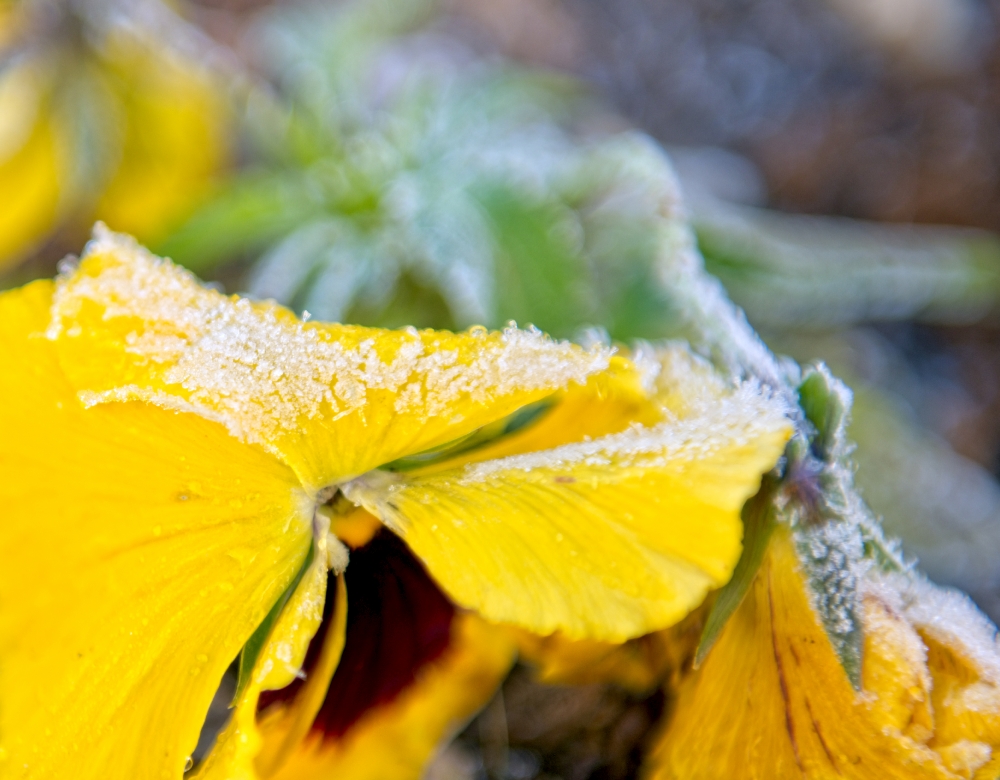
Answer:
[628,341,664,396]
[50,227,611,448]
[867,571,1000,685]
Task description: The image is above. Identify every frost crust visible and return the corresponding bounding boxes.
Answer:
[50,227,611,448]
[866,570,1000,685]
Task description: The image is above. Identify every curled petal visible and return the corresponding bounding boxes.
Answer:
[195,575,347,780]
[347,382,791,642]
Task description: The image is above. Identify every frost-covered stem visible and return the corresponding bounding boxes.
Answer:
[646,146,912,685]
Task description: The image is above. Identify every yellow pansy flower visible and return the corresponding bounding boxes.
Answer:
[0,1,228,272]
[0,227,791,778]
[646,526,1000,780]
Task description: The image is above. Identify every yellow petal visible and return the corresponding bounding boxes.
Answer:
[0,59,62,270]
[196,575,347,780]
[0,281,315,778]
[50,227,613,491]
[403,342,730,477]
[95,29,229,244]
[346,384,791,642]
[646,528,998,780]
[254,540,333,695]
[642,341,733,414]
[263,614,515,780]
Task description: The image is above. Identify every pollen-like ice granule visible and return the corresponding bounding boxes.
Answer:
[50,227,612,448]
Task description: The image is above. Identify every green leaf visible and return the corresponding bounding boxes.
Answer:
[695,473,779,667]
[696,202,1000,330]
[475,182,590,338]
[234,541,315,703]
[156,173,324,275]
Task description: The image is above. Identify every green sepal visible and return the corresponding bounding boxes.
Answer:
[797,364,852,462]
[794,523,864,689]
[233,540,315,703]
[695,473,779,668]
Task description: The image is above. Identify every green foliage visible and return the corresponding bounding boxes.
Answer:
[696,201,1000,330]
[161,0,675,341]
[797,364,852,462]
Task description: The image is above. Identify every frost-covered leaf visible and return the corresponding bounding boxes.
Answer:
[787,366,908,687]
[793,519,866,689]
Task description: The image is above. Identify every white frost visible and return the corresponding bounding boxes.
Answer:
[867,570,1000,685]
[50,226,612,448]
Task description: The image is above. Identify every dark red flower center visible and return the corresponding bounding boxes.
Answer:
[258,530,455,740]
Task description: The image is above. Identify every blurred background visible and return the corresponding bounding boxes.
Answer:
[5,0,1000,776]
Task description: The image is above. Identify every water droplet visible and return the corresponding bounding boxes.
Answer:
[184,756,194,772]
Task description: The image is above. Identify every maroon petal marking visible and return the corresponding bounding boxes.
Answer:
[258,531,456,740]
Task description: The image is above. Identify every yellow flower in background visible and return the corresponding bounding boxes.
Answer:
[0,0,228,272]
[0,227,790,778]
[646,526,1000,780]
